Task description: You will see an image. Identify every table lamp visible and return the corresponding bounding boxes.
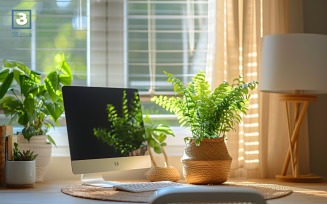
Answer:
[260,33,327,182]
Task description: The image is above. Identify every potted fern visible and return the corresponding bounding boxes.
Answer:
[151,70,258,184]
[6,143,38,186]
[0,53,73,182]
[93,91,179,181]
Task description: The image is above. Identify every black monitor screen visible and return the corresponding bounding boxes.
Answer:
[62,86,146,161]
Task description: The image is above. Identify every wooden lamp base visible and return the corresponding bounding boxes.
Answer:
[277,94,322,183]
[276,174,323,183]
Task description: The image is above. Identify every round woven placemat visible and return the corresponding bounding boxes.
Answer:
[225,183,293,200]
[61,182,292,202]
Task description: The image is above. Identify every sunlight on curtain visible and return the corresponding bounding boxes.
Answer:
[208,0,305,179]
[259,0,308,179]
[208,0,260,178]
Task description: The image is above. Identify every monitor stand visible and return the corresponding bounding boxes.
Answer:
[81,173,120,188]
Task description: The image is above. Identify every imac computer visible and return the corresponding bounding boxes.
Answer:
[62,86,151,186]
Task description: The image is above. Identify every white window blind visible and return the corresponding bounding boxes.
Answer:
[1,0,210,101]
[127,0,209,93]
[89,0,211,125]
[89,0,210,93]
[1,0,212,156]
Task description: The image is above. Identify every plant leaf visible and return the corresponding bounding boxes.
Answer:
[0,70,13,99]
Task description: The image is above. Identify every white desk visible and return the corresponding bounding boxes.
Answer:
[1,179,327,204]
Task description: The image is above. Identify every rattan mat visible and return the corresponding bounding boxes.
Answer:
[61,182,292,202]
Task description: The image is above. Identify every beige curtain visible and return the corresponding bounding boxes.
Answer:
[208,0,308,178]
[260,0,310,178]
[208,0,261,178]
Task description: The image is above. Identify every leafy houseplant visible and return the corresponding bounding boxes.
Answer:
[151,70,258,184]
[0,53,73,182]
[0,53,73,145]
[144,116,180,182]
[12,142,38,161]
[6,142,38,186]
[93,91,179,181]
[93,91,146,156]
[144,115,174,160]
[93,91,176,158]
[151,70,258,145]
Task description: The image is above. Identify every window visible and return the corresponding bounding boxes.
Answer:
[1,0,212,156]
[89,0,210,126]
[0,0,88,128]
[0,0,88,86]
[127,0,209,92]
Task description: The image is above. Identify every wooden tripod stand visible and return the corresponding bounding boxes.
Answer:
[275,94,322,182]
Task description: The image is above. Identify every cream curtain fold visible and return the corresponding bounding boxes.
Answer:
[208,0,260,178]
[259,0,310,179]
[208,0,308,178]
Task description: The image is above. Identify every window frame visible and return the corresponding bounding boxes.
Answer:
[1,0,212,157]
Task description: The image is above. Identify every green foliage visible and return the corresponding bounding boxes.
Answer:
[151,70,258,145]
[0,53,73,145]
[93,91,146,156]
[13,142,38,161]
[144,115,174,154]
[93,92,175,156]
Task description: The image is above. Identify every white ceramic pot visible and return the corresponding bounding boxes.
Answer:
[6,160,36,186]
[17,135,52,182]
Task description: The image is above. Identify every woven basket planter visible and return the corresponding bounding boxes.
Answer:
[145,146,181,182]
[181,137,232,184]
[146,166,180,182]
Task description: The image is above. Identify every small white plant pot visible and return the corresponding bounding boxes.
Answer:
[5,160,36,186]
[17,135,52,182]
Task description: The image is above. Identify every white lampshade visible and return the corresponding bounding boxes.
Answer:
[260,33,327,94]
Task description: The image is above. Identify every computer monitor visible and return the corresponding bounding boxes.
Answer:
[62,86,151,186]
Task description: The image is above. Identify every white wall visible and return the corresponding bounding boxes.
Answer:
[303,0,327,179]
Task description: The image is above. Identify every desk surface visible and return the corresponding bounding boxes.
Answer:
[0,179,327,204]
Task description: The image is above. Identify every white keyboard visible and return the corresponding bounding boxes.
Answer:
[113,181,182,192]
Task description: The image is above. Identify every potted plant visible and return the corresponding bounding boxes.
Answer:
[0,53,73,182]
[144,115,180,182]
[6,142,38,187]
[93,91,147,156]
[151,70,258,184]
[93,91,179,181]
